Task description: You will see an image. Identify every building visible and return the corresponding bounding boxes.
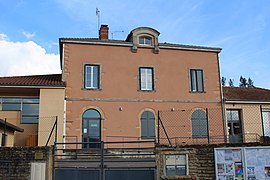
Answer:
[0,25,226,180]
[59,25,224,147]
[0,74,65,146]
[0,118,23,147]
[223,86,270,143]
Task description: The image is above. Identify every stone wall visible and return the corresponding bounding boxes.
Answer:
[156,143,269,180]
[0,146,52,180]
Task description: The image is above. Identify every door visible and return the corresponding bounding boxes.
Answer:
[82,109,101,148]
[226,110,243,143]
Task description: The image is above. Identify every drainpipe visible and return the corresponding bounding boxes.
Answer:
[63,99,67,149]
[217,53,227,143]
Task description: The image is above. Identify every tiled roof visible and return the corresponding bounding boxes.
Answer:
[0,119,24,132]
[0,74,65,87]
[223,86,270,102]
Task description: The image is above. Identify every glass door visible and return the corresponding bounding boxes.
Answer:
[82,109,101,148]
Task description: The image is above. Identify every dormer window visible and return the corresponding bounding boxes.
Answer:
[126,27,160,53]
[139,36,152,46]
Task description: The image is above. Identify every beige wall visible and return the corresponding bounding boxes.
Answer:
[38,88,65,146]
[0,128,15,147]
[0,111,37,146]
[63,43,223,143]
[225,103,270,142]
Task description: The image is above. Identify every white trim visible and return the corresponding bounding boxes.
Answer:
[225,100,270,104]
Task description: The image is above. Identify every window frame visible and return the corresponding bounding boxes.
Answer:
[190,69,205,92]
[140,110,156,139]
[138,36,152,46]
[0,97,39,124]
[139,67,154,91]
[165,154,188,177]
[84,64,100,90]
[262,109,270,137]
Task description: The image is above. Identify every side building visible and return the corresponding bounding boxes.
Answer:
[0,74,65,146]
[223,86,270,143]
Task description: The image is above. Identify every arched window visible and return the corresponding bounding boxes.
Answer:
[139,36,152,46]
[82,109,101,148]
[141,111,155,139]
[191,110,208,138]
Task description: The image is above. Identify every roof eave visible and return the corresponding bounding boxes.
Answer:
[0,85,65,89]
[225,100,270,104]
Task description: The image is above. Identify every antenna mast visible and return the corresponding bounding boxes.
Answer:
[111,30,124,39]
[96,8,100,37]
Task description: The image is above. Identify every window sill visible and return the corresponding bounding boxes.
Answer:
[82,88,102,91]
[138,89,156,92]
[189,91,206,93]
[141,137,156,139]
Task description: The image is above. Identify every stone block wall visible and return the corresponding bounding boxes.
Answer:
[0,146,52,180]
[156,143,268,180]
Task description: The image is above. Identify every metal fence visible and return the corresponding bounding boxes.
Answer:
[157,106,270,146]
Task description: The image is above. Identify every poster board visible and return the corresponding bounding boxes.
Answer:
[244,147,270,180]
[215,146,270,180]
[215,148,244,180]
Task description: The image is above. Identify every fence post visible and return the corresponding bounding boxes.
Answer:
[206,108,210,144]
[55,116,58,143]
[157,111,160,144]
[100,141,104,180]
[158,111,172,146]
[260,105,265,143]
[1,118,7,146]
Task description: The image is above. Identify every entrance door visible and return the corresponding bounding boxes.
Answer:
[82,109,101,148]
[226,110,243,143]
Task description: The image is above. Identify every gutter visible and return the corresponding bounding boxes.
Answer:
[0,85,65,89]
[225,100,270,104]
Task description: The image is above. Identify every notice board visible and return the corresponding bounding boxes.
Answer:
[215,146,270,180]
[244,147,270,180]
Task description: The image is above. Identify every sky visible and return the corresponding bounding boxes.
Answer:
[0,0,270,88]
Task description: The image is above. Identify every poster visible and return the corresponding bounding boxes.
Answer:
[265,167,270,177]
[235,162,244,179]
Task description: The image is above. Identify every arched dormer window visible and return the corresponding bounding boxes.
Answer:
[126,27,160,53]
[139,36,152,46]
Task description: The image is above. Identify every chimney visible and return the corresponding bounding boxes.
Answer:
[99,24,109,40]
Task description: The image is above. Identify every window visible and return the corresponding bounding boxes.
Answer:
[190,69,204,92]
[84,64,100,89]
[139,67,154,91]
[141,111,155,139]
[262,110,270,137]
[191,110,208,138]
[0,97,39,124]
[139,36,152,46]
[165,154,187,176]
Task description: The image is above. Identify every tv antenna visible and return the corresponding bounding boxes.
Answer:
[111,30,124,39]
[96,7,100,37]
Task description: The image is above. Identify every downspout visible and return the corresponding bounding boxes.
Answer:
[63,98,66,149]
[217,52,227,143]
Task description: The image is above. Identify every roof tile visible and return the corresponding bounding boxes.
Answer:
[223,87,270,101]
[0,74,65,87]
